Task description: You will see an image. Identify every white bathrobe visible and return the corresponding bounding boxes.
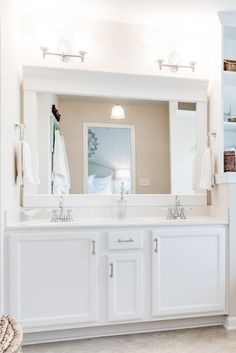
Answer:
[52,130,71,194]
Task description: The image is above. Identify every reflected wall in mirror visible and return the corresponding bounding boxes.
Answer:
[83,123,135,194]
[25,93,197,195]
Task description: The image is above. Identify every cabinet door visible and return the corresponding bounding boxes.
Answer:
[108,253,143,321]
[152,227,225,317]
[8,231,99,329]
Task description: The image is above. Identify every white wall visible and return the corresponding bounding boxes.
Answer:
[20,15,210,80]
[0,0,21,311]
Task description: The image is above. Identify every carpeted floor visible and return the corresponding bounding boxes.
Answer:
[23,326,236,353]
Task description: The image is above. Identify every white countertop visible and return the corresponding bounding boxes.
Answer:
[5,216,228,230]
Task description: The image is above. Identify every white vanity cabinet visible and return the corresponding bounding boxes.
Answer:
[107,230,143,322]
[6,223,227,339]
[7,230,99,329]
[152,227,226,317]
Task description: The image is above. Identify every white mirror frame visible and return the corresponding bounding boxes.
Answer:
[22,66,208,207]
[83,123,136,194]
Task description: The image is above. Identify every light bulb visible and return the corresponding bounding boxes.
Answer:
[74,32,91,54]
[111,104,125,120]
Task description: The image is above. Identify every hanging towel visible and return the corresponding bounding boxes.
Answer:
[17,141,34,185]
[52,130,71,194]
[34,153,41,185]
[61,135,71,190]
[192,151,197,190]
[199,147,215,190]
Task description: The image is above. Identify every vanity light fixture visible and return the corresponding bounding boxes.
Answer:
[156,51,196,72]
[40,33,90,63]
[111,104,125,120]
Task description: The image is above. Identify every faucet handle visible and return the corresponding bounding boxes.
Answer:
[66,209,73,222]
[51,209,59,222]
[167,207,174,220]
[175,195,181,206]
[59,196,64,208]
[179,206,186,219]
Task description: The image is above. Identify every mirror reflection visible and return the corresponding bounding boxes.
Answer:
[84,124,135,194]
[27,94,197,195]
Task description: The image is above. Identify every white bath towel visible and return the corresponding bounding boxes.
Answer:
[52,130,71,194]
[17,141,34,185]
[192,151,197,190]
[199,147,215,190]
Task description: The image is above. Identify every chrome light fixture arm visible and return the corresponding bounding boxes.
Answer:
[40,46,86,63]
[157,59,196,72]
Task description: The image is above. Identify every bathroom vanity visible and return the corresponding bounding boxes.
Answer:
[6,212,228,344]
[5,66,231,344]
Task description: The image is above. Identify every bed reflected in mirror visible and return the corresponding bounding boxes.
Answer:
[83,124,135,194]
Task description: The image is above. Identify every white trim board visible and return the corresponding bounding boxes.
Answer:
[223,316,236,330]
[22,315,225,345]
[23,66,208,103]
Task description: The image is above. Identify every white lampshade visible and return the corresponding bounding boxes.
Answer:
[115,168,130,181]
[111,104,125,120]
[74,32,91,53]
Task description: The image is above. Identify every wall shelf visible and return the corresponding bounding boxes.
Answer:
[223,70,236,86]
[224,121,236,132]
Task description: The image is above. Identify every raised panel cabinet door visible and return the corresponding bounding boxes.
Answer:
[8,231,99,330]
[152,227,225,317]
[108,253,143,322]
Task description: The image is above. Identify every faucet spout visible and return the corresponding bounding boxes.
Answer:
[166,195,186,220]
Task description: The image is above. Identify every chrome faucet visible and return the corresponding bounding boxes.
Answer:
[58,196,65,220]
[167,195,186,220]
[51,196,73,222]
[120,182,125,201]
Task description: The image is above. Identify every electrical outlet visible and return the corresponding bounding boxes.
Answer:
[139,178,150,186]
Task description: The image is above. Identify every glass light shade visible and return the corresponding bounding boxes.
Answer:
[111,104,125,120]
[37,28,55,50]
[74,32,91,53]
[115,168,130,181]
[169,51,181,66]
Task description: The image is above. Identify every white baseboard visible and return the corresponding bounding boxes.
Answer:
[23,315,225,345]
[224,316,236,330]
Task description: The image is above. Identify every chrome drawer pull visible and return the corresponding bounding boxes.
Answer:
[110,263,114,278]
[92,240,96,255]
[154,238,158,253]
[118,238,134,243]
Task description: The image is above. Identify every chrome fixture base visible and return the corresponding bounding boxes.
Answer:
[40,47,86,63]
[157,59,196,72]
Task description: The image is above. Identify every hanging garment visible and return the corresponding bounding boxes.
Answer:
[17,141,34,185]
[52,130,71,194]
[199,147,215,190]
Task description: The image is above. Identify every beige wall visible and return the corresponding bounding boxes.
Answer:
[59,97,170,194]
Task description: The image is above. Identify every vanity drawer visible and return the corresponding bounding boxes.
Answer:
[107,231,143,250]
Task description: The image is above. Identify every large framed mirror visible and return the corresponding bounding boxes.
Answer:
[22,67,208,205]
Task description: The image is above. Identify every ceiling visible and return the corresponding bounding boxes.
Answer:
[21,0,236,29]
